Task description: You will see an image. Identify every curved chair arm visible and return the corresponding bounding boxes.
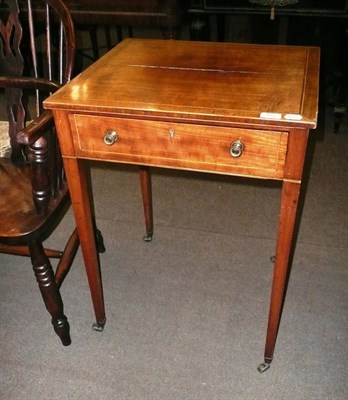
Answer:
[0,76,61,92]
[16,110,54,145]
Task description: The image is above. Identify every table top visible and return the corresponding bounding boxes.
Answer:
[44,39,320,129]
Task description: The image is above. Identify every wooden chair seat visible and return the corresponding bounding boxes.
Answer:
[0,158,69,242]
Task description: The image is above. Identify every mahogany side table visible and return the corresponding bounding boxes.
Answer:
[44,39,320,372]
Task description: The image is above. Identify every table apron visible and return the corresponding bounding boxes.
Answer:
[70,114,289,180]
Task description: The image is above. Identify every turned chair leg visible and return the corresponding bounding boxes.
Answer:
[29,241,71,346]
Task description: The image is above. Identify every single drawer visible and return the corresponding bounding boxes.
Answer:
[71,114,288,179]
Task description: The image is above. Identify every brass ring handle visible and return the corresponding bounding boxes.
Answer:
[103,131,118,146]
[229,139,244,158]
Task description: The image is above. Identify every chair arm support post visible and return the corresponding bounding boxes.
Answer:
[29,136,50,216]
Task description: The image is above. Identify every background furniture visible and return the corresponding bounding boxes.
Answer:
[21,0,187,62]
[188,0,347,132]
[188,0,348,42]
[0,0,78,345]
[44,38,320,371]
[63,0,186,37]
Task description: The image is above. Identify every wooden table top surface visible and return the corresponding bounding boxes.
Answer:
[44,39,320,129]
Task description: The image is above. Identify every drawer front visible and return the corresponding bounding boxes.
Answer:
[71,115,288,179]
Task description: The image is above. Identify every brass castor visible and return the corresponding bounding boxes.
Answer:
[257,362,271,373]
[143,233,153,242]
[92,320,106,332]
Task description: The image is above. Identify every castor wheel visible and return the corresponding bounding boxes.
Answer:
[143,233,153,242]
[257,362,271,373]
[92,320,106,332]
[270,255,276,263]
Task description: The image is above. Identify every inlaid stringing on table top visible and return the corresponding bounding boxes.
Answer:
[44,39,320,372]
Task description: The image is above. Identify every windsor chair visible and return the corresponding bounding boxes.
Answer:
[0,0,81,345]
